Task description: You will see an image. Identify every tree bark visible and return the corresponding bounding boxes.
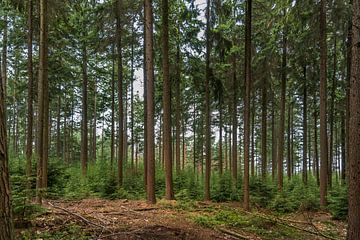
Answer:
[261,83,267,181]
[144,0,156,204]
[271,98,277,181]
[232,55,237,182]
[329,37,337,188]
[347,0,360,237]
[56,94,61,159]
[26,0,34,197]
[36,0,48,204]
[80,45,88,177]
[277,22,287,192]
[204,0,211,201]
[219,102,223,175]
[1,15,7,98]
[0,35,14,240]
[319,0,328,207]
[303,66,308,185]
[243,0,252,211]
[251,98,255,178]
[116,0,124,186]
[175,45,181,174]
[162,0,174,200]
[110,44,115,169]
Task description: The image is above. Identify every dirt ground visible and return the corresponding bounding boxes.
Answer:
[15,198,347,240]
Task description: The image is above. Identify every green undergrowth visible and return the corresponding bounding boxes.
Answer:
[9,157,348,222]
[192,207,304,240]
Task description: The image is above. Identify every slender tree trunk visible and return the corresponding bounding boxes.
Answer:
[26,0,34,196]
[231,55,237,182]
[243,0,252,211]
[1,15,7,98]
[93,80,97,162]
[287,99,292,180]
[271,98,277,181]
[116,0,124,186]
[341,110,346,183]
[204,0,211,201]
[42,59,49,189]
[329,37,337,188]
[251,98,255,178]
[319,0,328,207]
[175,46,181,174]
[36,0,48,204]
[347,0,360,237]
[219,102,223,175]
[182,119,186,170]
[314,107,320,185]
[0,53,14,240]
[110,44,115,169]
[277,23,287,192]
[144,0,156,204]
[261,83,267,181]
[56,95,61,158]
[162,0,174,200]
[303,66,308,185]
[130,20,135,169]
[143,4,148,186]
[80,45,88,177]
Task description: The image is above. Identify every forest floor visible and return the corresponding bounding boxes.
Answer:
[15,198,347,240]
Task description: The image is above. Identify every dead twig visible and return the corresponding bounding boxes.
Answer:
[47,201,111,233]
[250,211,339,240]
[217,227,252,240]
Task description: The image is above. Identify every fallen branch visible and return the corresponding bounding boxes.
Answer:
[250,211,339,240]
[133,207,159,211]
[217,227,252,240]
[47,201,111,233]
[97,229,142,239]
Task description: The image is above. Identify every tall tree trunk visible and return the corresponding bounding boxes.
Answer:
[175,45,181,174]
[219,102,223,175]
[193,101,196,173]
[340,110,346,183]
[36,0,48,204]
[42,61,49,189]
[144,0,156,204]
[26,0,34,195]
[93,80,97,162]
[277,22,287,192]
[251,98,255,178]
[287,99,292,180]
[80,45,88,177]
[162,0,173,200]
[130,24,135,169]
[261,83,267,181]
[0,53,14,240]
[204,0,211,201]
[243,0,252,211]
[347,0,360,237]
[314,106,320,185]
[232,55,237,182]
[329,37,337,188]
[182,119,186,170]
[303,66,308,185]
[56,94,61,158]
[271,98,277,181]
[116,0,124,186]
[1,15,7,99]
[143,3,148,186]
[319,0,328,207]
[110,44,115,169]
